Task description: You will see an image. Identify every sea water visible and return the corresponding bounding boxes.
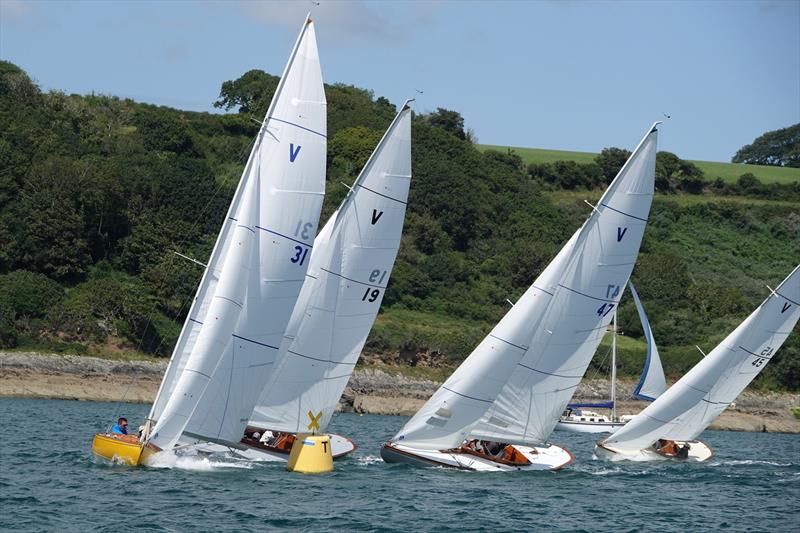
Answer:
[0,397,797,531]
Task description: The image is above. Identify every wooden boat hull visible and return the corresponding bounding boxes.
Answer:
[555,419,627,434]
[594,440,713,462]
[189,432,357,462]
[380,442,574,472]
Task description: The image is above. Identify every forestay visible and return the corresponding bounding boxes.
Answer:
[249,102,413,435]
[629,282,666,401]
[469,124,658,446]
[604,265,800,452]
[147,17,326,450]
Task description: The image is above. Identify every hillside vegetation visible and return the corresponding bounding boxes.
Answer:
[1,61,798,392]
[478,145,800,185]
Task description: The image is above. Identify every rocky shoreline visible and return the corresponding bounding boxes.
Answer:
[2,351,798,433]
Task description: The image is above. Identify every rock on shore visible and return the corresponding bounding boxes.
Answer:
[1,352,798,433]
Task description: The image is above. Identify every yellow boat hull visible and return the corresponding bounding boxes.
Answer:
[92,433,143,465]
[92,434,160,466]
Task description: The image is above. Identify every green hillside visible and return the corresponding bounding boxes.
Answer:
[1,60,798,392]
[478,144,800,184]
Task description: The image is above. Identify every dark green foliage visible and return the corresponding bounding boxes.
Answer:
[0,270,64,319]
[656,151,705,193]
[0,61,797,392]
[595,147,632,182]
[425,108,467,140]
[733,123,800,167]
[46,271,177,355]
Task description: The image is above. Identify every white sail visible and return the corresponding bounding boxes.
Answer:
[629,282,666,401]
[390,230,581,450]
[604,265,800,452]
[249,102,413,435]
[148,17,326,450]
[468,124,658,446]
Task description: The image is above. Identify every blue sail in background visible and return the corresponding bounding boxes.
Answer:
[629,283,667,401]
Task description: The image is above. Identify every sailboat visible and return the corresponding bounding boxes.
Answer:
[381,123,659,471]
[206,100,413,463]
[556,283,667,433]
[596,265,800,462]
[91,16,327,466]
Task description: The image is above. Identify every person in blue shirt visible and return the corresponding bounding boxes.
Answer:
[111,417,129,435]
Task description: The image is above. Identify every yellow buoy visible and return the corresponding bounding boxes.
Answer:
[286,434,333,473]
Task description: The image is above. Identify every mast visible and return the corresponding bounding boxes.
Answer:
[610,310,618,422]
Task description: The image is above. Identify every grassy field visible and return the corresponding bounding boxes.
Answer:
[478,144,800,185]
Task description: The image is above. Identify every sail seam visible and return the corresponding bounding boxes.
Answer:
[532,283,554,296]
[488,334,529,351]
[189,318,203,325]
[231,334,279,350]
[287,349,332,364]
[355,183,407,205]
[557,284,616,303]
[737,345,774,360]
[255,226,314,248]
[517,362,582,379]
[319,267,387,288]
[215,295,243,309]
[599,202,648,222]
[441,386,493,403]
[775,291,799,306]
[184,368,213,380]
[268,117,327,138]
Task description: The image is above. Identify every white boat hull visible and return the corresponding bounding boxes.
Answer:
[555,419,627,434]
[184,432,357,462]
[380,442,574,472]
[594,440,713,462]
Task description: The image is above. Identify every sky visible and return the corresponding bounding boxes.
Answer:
[1,0,798,162]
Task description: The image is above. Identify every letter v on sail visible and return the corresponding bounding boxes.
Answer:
[381,123,659,471]
[91,15,327,466]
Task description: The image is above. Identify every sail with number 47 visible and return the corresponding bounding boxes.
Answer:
[381,123,659,471]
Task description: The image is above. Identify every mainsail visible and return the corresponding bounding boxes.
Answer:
[146,17,326,451]
[249,101,413,435]
[629,282,667,401]
[391,124,658,451]
[604,265,800,452]
[390,231,580,450]
[468,123,659,446]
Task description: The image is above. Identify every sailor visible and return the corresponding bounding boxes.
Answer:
[111,417,129,435]
[676,443,691,460]
[485,441,504,456]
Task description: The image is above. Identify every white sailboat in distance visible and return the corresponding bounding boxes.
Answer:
[381,123,659,471]
[556,282,667,434]
[596,264,800,462]
[91,15,326,466]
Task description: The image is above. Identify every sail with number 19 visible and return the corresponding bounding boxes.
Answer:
[381,123,659,471]
[240,100,413,460]
[596,265,800,462]
[90,15,327,466]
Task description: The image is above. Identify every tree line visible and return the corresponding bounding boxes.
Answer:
[0,61,797,390]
